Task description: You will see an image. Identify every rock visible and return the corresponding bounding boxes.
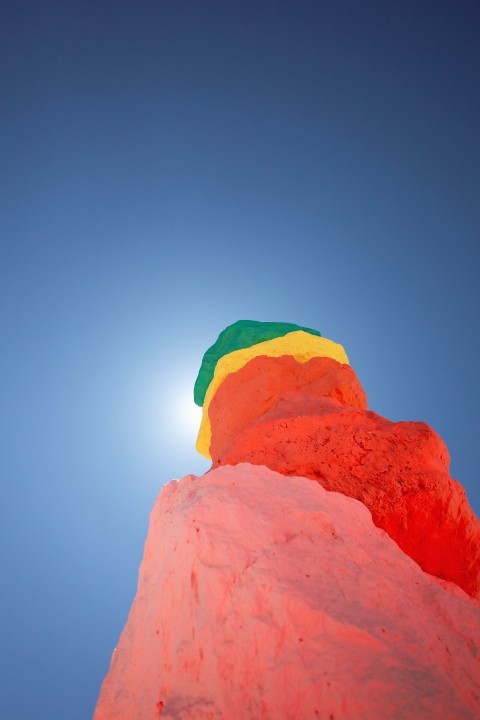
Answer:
[95,464,480,720]
[196,332,349,458]
[96,321,480,717]
[193,320,322,407]
[212,393,480,598]
[209,355,367,461]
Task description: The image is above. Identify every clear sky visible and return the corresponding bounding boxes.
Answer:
[1,1,479,718]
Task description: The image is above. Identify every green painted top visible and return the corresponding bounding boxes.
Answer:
[194,320,321,406]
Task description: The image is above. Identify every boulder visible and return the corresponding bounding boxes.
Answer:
[95,464,480,720]
[196,332,348,458]
[209,355,367,461]
[194,320,321,407]
[212,394,480,598]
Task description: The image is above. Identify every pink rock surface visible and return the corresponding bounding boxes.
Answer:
[95,464,480,720]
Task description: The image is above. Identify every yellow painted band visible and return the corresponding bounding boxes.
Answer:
[196,331,349,459]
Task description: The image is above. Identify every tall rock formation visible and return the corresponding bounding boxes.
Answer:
[95,321,480,719]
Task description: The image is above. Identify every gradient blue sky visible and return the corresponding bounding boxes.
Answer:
[1,2,479,718]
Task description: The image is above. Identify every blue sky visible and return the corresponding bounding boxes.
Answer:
[1,2,479,718]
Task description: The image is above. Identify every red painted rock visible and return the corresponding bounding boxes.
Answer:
[95,464,480,720]
[212,394,480,598]
[208,355,367,460]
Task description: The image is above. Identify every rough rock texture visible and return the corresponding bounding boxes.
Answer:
[212,393,480,598]
[194,320,321,406]
[95,464,480,720]
[209,355,367,461]
[97,320,480,718]
[197,332,349,458]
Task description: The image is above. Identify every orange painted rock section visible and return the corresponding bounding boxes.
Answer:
[209,355,367,461]
[95,464,480,720]
[212,390,480,598]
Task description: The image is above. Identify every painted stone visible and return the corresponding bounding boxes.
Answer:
[196,331,348,458]
[95,464,480,720]
[96,322,480,719]
[211,391,480,598]
[193,320,321,406]
[209,354,367,461]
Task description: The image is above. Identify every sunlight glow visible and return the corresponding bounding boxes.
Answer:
[173,387,203,436]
